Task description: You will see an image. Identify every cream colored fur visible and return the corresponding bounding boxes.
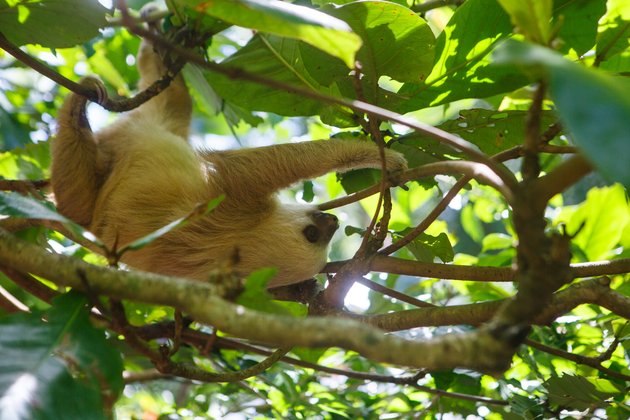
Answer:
[51,38,407,288]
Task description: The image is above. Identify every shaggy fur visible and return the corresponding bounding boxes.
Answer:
[51,39,407,288]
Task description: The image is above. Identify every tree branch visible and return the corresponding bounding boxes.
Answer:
[0,31,183,113]
[0,228,520,372]
[358,278,629,332]
[325,255,630,281]
[533,154,594,205]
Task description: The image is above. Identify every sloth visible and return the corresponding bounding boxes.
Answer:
[51,37,407,288]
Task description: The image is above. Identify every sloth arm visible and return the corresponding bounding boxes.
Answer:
[202,140,405,201]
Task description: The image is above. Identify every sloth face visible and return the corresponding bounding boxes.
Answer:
[302,211,339,245]
[231,204,340,288]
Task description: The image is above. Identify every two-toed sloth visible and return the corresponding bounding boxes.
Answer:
[51,38,407,288]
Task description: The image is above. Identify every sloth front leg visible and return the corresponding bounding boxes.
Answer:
[51,77,106,226]
[205,140,408,201]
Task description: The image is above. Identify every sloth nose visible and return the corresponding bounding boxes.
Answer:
[312,212,339,243]
[312,211,339,230]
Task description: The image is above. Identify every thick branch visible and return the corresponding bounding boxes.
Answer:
[325,255,514,281]
[359,278,628,332]
[325,255,630,281]
[0,228,518,372]
[319,159,514,211]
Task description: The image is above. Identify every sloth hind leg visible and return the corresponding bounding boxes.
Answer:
[51,77,103,226]
[135,33,192,139]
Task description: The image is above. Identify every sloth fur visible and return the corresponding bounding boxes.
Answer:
[51,38,407,288]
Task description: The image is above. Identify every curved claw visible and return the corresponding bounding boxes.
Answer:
[80,76,108,106]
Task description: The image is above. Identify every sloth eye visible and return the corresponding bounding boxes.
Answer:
[303,224,320,243]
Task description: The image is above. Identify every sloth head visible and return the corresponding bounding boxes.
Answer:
[236,204,339,288]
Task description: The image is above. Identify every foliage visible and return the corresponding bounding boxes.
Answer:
[0,0,629,418]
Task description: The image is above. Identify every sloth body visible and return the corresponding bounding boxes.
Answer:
[51,39,406,288]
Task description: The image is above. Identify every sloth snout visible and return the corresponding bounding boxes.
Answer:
[311,211,339,244]
[312,211,339,230]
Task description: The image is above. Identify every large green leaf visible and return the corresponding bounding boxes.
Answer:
[0,292,123,419]
[0,0,107,47]
[433,109,557,155]
[0,142,50,179]
[497,0,553,44]
[553,0,607,55]
[394,230,454,263]
[209,1,434,123]
[0,108,32,151]
[398,0,526,110]
[494,39,630,187]
[209,34,346,119]
[174,0,362,68]
[596,0,630,69]
[328,1,435,84]
[546,375,623,411]
[567,184,630,261]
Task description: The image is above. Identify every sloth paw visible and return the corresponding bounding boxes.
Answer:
[79,76,108,106]
[384,149,408,187]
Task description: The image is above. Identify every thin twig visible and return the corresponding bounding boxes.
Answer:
[0,285,29,312]
[380,176,469,255]
[525,338,630,381]
[356,277,436,308]
[0,31,183,112]
[136,325,508,406]
[1,266,58,303]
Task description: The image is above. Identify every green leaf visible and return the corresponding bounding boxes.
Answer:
[0,142,50,180]
[209,34,344,118]
[497,0,553,44]
[236,268,299,315]
[0,108,32,151]
[553,0,607,55]
[546,375,620,411]
[567,184,630,261]
[429,109,557,155]
[596,0,630,65]
[328,1,435,83]
[0,191,101,246]
[209,1,434,122]
[461,205,484,243]
[399,0,526,109]
[0,292,123,419]
[394,230,454,263]
[119,196,224,254]
[301,180,315,203]
[175,0,362,68]
[481,233,514,252]
[0,0,107,47]
[493,39,630,187]
[338,168,382,194]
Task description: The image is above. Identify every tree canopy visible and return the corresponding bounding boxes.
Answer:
[0,0,629,418]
